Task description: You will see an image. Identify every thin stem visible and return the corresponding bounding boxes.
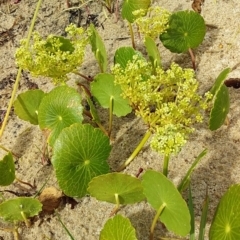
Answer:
[55,211,75,240]
[117,129,152,171]
[188,48,196,70]
[0,70,21,139]
[13,227,20,240]
[0,0,43,139]
[83,109,92,119]
[21,211,30,227]
[198,188,209,240]
[33,175,51,198]
[77,83,92,97]
[15,177,35,189]
[0,145,19,158]
[109,193,120,216]
[73,71,93,82]
[150,202,166,240]
[96,122,109,137]
[0,227,20,240]
[108,96,114,137]
[162,154,170,177]
[128,22,136,49]
[81,89,110,139]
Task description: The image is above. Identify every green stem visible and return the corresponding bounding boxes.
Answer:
[108,96,114,137]
[0,145,19,158]
[150,202,166,240]
[0,144,11,153]
[55,211,75,240]
[20,211,30,227]
[33,175,51,198]
[198,188,209,240]
[128,22,135,49]
[96,122,109,138]
[117,129,152,171]
[0,0,43,139]
[163,154,170,177]
[110,193,120,216]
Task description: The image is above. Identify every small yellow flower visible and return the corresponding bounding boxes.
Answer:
[15,24,88,84]
[112,56,210,155]
[134,6,171,39]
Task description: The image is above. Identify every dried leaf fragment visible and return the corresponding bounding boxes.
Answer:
[38,187,62,213]
[192,0,204,13]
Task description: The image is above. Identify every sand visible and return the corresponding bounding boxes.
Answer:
[1,0,240,239]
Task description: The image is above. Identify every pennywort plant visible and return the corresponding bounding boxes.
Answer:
[1,0,239,239]
[0,152,42,239]
[113,49,211,173]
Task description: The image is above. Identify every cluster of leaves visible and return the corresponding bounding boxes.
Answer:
[0,0,239,239]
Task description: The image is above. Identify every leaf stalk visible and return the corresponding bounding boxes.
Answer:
[150,202,166,240]
[108,96,114,137]
[128,22,136,49]
[0,0,43,139]
[117,129,152,171]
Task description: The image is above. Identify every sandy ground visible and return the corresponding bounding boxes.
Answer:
[1,0,240,239]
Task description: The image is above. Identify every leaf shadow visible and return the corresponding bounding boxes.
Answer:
[168,118,240,233]
[126,202,173,240]
[12,126,35,158]
[186,130,239,223]
[108,112,147,171]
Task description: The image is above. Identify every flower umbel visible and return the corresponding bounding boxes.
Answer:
[112,57,210,155]
[15,24,88,84]
[133,6,171,39]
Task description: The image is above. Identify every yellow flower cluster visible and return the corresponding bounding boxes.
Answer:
[112,56,211,155]
[15,24,88,84]
[133,6,171,39]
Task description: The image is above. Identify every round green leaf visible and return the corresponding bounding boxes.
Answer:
[13,89,45,125]
[45,36,75,53]
[142,170,191,236]
[209,184,240,240]
[160,10,206,53]
[52,123,111,197]
[38,86,83,146]
[0,197,42,222]
[121,0,151,23]
[88,173,145,204]
[100,214,137,240]
[209,84,230,131]
[114,47,138,69]
[0,152,15,186]
[91,73,132,117]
